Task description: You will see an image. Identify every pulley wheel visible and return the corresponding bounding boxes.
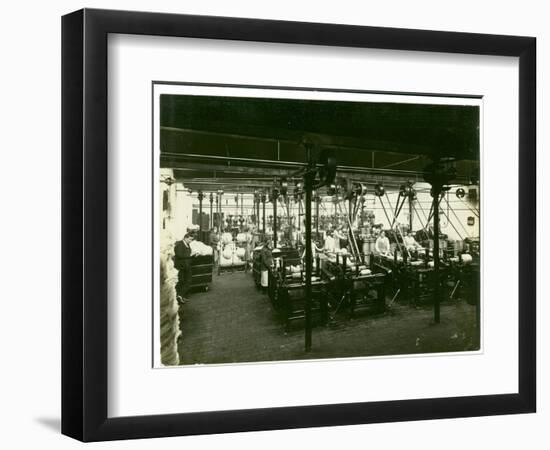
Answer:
[318,148,337,187]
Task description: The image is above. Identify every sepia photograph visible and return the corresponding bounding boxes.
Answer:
[154,84,481,367]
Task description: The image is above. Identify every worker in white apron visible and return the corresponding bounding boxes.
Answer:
[375,230,391,257]
[324,231,336,253]
[260,241,273,292]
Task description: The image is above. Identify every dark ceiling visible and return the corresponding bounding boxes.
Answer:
[159,94,480,191]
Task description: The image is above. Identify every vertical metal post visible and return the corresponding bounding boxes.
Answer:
[273,192,278,248]
[217,191,223,240]
[409,192,413,231]
[286,195,291,245]
[216,193,220,237]
[256,193,260,228]
[332,197,337,227]
[304,146,313,352]
[315,192,320,239]
[298,198,302,231]
[432,189,441,323]
[262,194,266,237]
[198,191,204,234]
[209,193,213,229]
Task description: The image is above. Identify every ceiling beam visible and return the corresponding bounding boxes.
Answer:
[160,125,433,155]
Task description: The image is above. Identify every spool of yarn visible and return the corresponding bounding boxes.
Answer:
[236,248,246,258]
[292,273,301,279]
[461,253,473,265]
[236,233,247,243]
[360,269,371,276]
[221,233,233,245]
[222,248,233,259]
[219,256,232,267]
[189,240,200,254]
[190,240,214,256]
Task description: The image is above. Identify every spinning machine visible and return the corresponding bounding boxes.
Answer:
[174,141,479,352]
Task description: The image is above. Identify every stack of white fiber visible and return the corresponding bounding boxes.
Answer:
[159,252,180,366]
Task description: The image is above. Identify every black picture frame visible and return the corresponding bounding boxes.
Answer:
[61,8,536,442]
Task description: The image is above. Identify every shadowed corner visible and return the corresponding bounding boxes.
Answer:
[35,417,61,433]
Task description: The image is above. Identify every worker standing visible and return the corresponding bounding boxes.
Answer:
[302,240,323,265]
[260,240,273,293]
[337,225,348,250]
[403,231,423,251]
[324,230,336,253]
[375,230,391,257]
[332,227,342,251]
[209,228,219,264]
[173,233,196,304]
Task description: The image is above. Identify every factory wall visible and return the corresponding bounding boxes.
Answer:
[362,182,479,241]
[159,170,193,244]
[174,185,193,239]
[173,181,479,243]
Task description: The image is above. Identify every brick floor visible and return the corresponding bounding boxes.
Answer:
[177,271,479,365]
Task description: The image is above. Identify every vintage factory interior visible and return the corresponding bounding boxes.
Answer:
[158,95,480,366]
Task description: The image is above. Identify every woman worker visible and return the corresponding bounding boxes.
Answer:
[403,231,423,251]
[323,230,336,254]
[260,240,273,293]
[375,230,391,257]
[301,239,324,268]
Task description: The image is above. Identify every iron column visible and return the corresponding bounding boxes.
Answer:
[409,191,414,231]
[314,191,320,239]
[432,188,441,323]
[198,191,204,234]
[304,146,313,352]
[262,193,266,234]
[273,190,278,248]
[209,193,213,229]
